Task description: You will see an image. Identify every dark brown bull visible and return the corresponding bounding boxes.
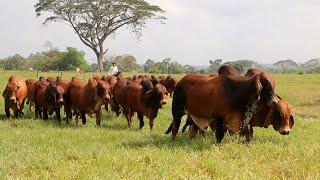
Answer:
[34,80,65,122]
[119,79,168,129]
[25,79,37,111]
[65,78,111,126]
[3,76,28,118]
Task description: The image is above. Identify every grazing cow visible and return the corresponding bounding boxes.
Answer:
[159,76,178,97]
[25,79,37,111]
[2,76,28,118]
[66,78,111,126]
[175,67,294,142]
[119,79,168,129]
[166,67,239,137]
[166,70,276,143]
[34,80,65,122]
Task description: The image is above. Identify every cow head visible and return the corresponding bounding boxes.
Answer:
[271,100,294,135]
[45,83,65,105]
[3,83,21,104]
[251,97,294,135]
[97,80,111,104]
[141,80,169,119]
[166,77,177,93]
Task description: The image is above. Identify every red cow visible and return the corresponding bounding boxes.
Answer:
[119,79,168,129]
[66,78,111,126]
[34,80,65,122]
[2,76,28,118]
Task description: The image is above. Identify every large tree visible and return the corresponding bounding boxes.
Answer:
[35,0,165,71]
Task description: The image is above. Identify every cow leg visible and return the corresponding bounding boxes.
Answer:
[55,108,61,123]
[81,112,86,125]
[149,119,154,130]
[96,111,102,126]
[43,108,49,120]
[214,117,226,144]
[14,110,19,118]
[138,113,144,129]
[19,99,25,116]
[5,103,10,118]
[123,107,132,127]
[189,123,199,139]
[240,124,253,143]
[35,104,39,118]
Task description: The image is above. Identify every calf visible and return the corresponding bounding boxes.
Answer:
[119,79,168,129]
[2,76,28,118]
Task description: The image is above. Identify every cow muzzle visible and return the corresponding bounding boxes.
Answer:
[279,127,291,135]
[280,130,290,135]
[10,97,17,103]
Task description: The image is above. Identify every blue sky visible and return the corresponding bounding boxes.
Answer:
[1,0,320,65]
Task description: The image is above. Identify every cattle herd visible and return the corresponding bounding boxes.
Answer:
[2,65,294,144]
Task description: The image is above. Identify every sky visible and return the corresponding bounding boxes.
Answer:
[1,0,320,65]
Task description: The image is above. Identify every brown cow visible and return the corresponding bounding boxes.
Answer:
[66,78,111,126]
[166,67,239,137]
[159,76,177,97]
[119,79,168,129]
[34,80,65,122]
[25,79,37,111]
[174,67,294,142]
[166,71,274,144]
[3,76,28,118]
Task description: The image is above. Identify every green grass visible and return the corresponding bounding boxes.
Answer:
[0,71,320,179]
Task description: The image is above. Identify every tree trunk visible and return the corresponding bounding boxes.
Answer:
[96,53,104,72]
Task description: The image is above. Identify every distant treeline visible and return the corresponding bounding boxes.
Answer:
[1,46,320,74]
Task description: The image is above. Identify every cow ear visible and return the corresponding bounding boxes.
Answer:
[289,115,294,128]
[2,88,7,98]
[255,77,263,97]
[276,95,282,100]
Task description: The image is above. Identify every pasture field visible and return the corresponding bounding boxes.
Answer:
[0,71,320,179]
